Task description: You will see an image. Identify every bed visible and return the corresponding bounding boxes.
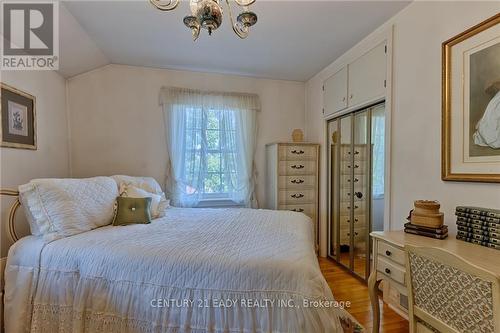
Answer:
[3,177,361,333]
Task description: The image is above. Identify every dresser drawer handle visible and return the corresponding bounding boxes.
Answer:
[291,179,304,184]
[347,178,360,183]
[347,205,359,210]
[385,250,392,256]
[291,208,304,212]
[291,150,305,155]
[354,150,360,155]
[291,193,304,199]
[291,164,305,169]
[385,268,391,274]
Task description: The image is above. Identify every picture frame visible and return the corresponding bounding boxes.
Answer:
[442,13,500,183]
[0,83,37,150]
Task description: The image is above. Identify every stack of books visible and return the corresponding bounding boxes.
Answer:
[455,206,500,251]
[404,222,448,239]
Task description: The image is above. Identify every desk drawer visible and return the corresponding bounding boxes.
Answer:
[377,257,405,285]
[378,241,405,266]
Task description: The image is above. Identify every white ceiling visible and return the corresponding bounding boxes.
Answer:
[61,1,410,81]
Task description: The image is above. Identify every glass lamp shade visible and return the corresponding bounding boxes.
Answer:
[189,0,223,35]
[183,15,201,40]
[237,11,257,28]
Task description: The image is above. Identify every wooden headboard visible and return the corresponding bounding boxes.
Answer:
[0,189,21,243]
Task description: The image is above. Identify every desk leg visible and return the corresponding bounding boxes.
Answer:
[368,271,381,333]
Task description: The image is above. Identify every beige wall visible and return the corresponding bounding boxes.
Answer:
[306,1,500,256]
[0,70,70,257]
[67,64,305,206]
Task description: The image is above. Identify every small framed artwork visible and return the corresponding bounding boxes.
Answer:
[1,83,37,150]
[442,13,500,183]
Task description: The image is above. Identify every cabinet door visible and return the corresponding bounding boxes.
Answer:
[323,67,347,117]
[348,42,386,107]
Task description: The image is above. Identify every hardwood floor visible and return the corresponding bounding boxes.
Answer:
[319,257,409,333]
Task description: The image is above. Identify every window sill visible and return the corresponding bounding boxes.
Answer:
[195,199,244,208]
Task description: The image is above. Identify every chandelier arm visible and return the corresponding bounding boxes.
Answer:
[149,0,180,11]
[225,0,249,39]
[233,0,256,7]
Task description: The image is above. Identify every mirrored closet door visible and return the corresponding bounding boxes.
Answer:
[327,102,385,280]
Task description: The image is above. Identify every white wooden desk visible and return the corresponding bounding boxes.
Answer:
[368,231,500,333]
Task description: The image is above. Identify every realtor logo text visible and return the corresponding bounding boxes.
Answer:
[1,1,59,70]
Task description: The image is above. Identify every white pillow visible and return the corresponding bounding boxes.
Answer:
[111,175,163,195]
[18,177,118,241]
[112,175,169,218]
[119,184,170,219]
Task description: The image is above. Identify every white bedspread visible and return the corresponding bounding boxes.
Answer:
[5,208,355,333]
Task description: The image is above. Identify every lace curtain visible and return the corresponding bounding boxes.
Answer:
[160,87,260,207]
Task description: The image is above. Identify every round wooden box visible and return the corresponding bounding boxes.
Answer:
[410,200,444,228]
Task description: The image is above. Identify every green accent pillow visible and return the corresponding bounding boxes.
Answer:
[113,197,152,226]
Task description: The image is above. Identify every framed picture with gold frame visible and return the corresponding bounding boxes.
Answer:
[442,13,500,183]
[0,83,37,150]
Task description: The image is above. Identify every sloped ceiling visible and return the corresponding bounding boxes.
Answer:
[60,1,410,81]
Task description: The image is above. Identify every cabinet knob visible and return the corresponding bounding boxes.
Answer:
[385,250,392,256]
[350,94,353,99]
[385,268,391,274]
[342,97,346,102]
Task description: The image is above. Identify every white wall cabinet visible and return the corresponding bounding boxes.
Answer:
[348,42,387,106]
[323,67,348,117]
[323,41,387,117]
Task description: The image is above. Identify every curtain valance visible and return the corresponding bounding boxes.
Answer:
[159,87,261,112]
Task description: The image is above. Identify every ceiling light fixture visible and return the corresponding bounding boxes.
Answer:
[149,0,258,41]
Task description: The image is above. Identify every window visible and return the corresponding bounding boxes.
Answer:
[161,87,260,208]
[183,107,237,200]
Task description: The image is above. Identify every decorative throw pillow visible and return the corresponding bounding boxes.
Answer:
[112,175,170,218]
[113,197,152,226]
[18,177,118,241]
[119,184,169,219]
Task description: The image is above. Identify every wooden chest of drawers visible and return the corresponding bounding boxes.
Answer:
[266,143,320,244]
